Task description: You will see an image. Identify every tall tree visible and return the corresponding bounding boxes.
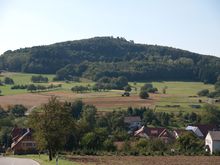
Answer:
[29,97,75,161]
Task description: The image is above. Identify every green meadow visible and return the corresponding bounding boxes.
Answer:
[0,72,219,113]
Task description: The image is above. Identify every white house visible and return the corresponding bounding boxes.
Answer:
[205,131,220,154]
[185,124,218,138]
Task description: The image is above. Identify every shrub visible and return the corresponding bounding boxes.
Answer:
[139,91,149,99]
[197,89,209,96]
[4,77,14,85]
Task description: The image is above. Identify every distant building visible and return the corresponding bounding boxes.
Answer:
[11,126,37,154]
[134,126,174,143]
[124,116,141,129]
[205,131,220,154]
[185,124,218,139]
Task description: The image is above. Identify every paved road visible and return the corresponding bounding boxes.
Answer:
[0,157,40,165]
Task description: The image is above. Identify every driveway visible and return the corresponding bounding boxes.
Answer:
[0,157,40,165]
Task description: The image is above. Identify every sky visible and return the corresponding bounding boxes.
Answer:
[0,0,220,57]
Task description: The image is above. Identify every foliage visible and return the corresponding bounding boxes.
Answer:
[31,75,48,83]
[139,91,149,99]
[201,104,220,125]
[94,76,128,90]
[11,84,28,90]
[9,104,27,117]
[176,132,203,152]
[27,84,61,92]
[124,85,132,92]
[28,97,75,161]
[197,89,209,96]
[4,77,14,85]
[1,37,220,83]
[71,86,89,93]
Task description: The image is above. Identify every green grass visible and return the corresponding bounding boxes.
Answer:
[130,81,214,95]
[13,154,78,165]
[0,72,95,95]
[1,72,218,113]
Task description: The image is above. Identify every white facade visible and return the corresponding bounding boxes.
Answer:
[205,131,220,154]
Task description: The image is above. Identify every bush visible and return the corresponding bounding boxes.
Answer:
[139,91,149,99]
[197,89,209,96]
[4,77,14,85]
[9,104,27,117]
[103,139,116,151]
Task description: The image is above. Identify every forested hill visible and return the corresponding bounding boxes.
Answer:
[0,37,220,83]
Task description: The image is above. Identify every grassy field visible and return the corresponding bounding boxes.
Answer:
[13,154,77,165]
[0,72,219,113]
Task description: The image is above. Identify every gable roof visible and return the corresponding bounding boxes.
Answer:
[207,131,220,141]
[11,128,34,149]
[134,126,169,138]
[195,124,218,137]
[124,116,141,123]
[186,124,218,137]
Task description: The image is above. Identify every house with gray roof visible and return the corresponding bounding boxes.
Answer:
[205,131,220,154]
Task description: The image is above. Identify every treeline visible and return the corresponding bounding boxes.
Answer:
[197,76,220,98]
[31,75,48,83]
[0,37,220,83]
[11,84,62,92]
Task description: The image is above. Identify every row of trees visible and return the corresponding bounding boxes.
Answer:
[31,75,48,83]
[27,84,62,92]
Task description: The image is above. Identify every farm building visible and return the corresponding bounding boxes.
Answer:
[205,131,220,154]
[134,126,174,143]
[11,126,37,154]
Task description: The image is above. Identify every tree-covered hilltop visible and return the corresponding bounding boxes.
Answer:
[0,36,220,83]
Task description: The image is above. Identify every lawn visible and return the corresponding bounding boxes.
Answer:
[14,154,78,165]
[0,72,94,95]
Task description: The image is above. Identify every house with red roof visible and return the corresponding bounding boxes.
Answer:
[11,126,37,154]
[134,126,174,143]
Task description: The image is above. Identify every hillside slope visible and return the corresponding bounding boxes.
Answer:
[0,37,220,83]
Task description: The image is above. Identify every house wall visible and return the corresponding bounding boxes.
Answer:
[13,135,37,154]
[205,134,213,154]
[213,140,220,154]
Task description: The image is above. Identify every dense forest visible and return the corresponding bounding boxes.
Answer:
[0,37,220,83]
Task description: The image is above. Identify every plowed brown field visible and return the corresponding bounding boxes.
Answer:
[67,156,220,165]
[0,91,163,110]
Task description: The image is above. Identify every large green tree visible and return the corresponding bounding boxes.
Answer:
[29,97,75,161]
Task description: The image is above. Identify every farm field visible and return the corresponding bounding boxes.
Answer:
[13,155,220,165]
[0,72,219,113]
[68,155,220,165]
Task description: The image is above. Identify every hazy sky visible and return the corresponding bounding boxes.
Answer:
[0,0,220,57]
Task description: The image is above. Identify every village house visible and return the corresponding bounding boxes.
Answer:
[11,126,37,154]
[185,124,218,139]
[134,126,174,143]
[205,131,220,154]
[124,116,141,133]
